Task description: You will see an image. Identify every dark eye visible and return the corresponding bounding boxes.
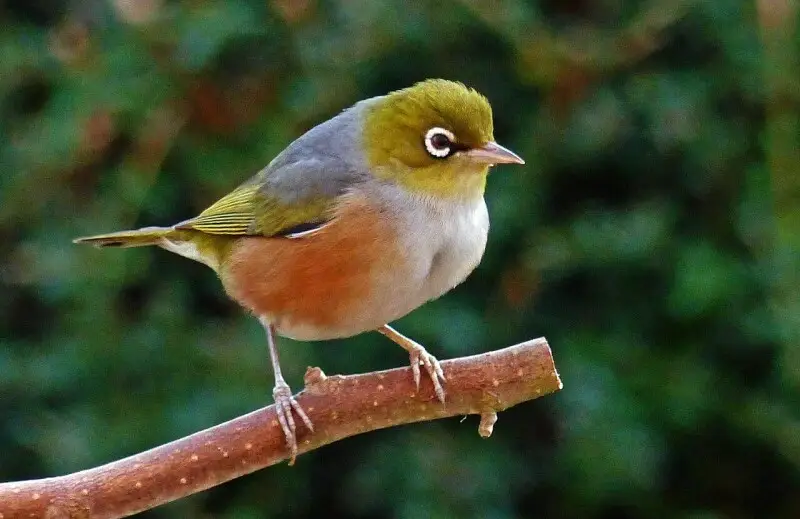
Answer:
[431,132,450,149]
[424,127,456,158]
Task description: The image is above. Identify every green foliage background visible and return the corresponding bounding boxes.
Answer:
[2,1,799,517]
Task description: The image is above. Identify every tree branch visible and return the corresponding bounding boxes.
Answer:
[0,337,561,519]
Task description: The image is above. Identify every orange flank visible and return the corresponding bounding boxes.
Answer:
[221,193,402,338]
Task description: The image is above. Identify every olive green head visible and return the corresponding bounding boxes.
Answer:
[363,79,523,200]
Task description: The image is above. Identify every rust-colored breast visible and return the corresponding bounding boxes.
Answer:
[221,193,401,338]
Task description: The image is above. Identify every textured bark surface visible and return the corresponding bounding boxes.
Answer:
[0,337,561,519]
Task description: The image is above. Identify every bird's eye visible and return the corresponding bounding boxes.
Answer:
[424,127,455,158]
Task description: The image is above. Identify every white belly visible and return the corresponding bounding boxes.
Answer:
[395,195,489,305]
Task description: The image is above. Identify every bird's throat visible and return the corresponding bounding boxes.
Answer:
[379,160,489,200]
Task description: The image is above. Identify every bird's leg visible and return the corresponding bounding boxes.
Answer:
[259,316,314,465]
[378,324,446,403]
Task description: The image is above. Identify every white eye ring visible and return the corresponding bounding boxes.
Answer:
[424,127,455,158]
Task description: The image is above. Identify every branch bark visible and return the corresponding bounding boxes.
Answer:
[0,337,561,519]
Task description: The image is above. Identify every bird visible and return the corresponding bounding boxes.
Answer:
[74,79,525,463]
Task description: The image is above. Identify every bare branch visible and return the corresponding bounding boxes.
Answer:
[0,337,561,519]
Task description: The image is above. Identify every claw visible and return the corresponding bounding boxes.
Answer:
[409,351,421,389]
[273,383,314,465]
[407,342,446,403]
[290,396,314,432]
[378,325,447,403]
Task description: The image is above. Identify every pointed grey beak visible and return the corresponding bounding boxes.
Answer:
[467,141,525,165]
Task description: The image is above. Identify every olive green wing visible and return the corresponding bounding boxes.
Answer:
[174,159,364,238]
[174,183,330,237]
[174,186,258,235]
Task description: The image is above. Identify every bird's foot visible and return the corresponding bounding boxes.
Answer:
[406,341,446,403]
[272,382,314,465]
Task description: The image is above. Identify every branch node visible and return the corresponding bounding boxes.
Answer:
[478,410,498,438]
[304,366,327,386]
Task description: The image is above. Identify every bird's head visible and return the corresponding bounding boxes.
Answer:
[362,79,524,200]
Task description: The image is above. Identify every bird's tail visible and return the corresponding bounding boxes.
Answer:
[73,226,173,248]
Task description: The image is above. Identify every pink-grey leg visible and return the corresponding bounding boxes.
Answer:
[259,316,314,465]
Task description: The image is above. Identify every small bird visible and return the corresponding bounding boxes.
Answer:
[75,79,524,462]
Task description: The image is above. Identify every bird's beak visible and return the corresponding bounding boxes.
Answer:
[467,141,525,165]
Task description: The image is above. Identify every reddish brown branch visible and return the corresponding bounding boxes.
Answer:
[0,338,561,519]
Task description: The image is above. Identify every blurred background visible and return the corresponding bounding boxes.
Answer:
[1,0,799,517]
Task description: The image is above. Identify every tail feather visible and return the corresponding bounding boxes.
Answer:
[73,226,172,248]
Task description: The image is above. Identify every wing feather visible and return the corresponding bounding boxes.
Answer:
[175,186,258,235]
[174,165,360,238]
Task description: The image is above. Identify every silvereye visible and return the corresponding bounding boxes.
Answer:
[75,79,524,462]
